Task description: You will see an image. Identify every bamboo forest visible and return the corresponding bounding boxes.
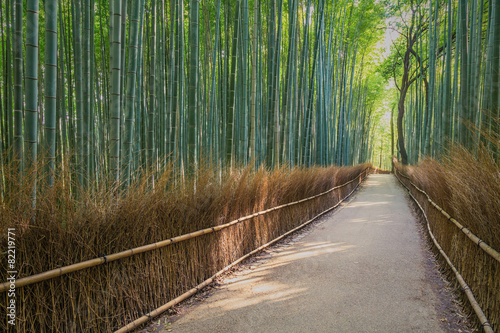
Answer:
[0,0,499,332]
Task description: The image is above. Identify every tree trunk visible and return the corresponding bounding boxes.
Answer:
[397,86,409,165]
[391,106,394,172]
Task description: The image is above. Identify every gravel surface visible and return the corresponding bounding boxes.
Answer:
[144,174,471,333]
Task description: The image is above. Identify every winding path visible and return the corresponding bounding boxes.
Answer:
[149,174,468,333]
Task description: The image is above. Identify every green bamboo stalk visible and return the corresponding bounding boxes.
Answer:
[273,0,284,167]
[168,0,177,160]
[249,0,257,165]
[468,0,479,143]
[266,0,276,166]
[44,0,58,186]
[240,0,249,164]
[158,0,166,160]
[82,0,91,186]
[187,0,200,173]
[120,0,127,114]
[209,0,222,165]
[284,0,297,165]
[345,42,359,165]
[147,0,156,171]
[89,0,96,182]
[2,0,14,168]
[423,0,438,156]
[25,0,39,207]
[491,0,500,160]
[226,0,240,166]
[73,0,85,186]
[442,0,453,141]
[298,0,312,165]
[459,0,469,147]
[13,0,23,173]
[65,0,77,178]
[255,8,264,165]
[452,0,460,144]
[178,0,185,172]
[0,3,5,159]
[58,2,67,167]
[109,0,123,184]
[122,0,145,187]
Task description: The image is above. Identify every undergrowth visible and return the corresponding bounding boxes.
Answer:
[0,162,370,332]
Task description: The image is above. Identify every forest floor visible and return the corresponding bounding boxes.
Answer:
[142,174,472,333]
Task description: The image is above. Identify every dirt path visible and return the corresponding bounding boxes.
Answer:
[148,174,469,333]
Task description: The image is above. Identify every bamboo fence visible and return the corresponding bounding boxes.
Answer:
[395,168,498,333]
[115,169,368,332]
[0,169,368,291]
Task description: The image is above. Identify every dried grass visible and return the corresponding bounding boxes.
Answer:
[395,146,499,332]
[0,161,370,332]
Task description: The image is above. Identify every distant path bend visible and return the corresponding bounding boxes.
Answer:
[152,174,468,333]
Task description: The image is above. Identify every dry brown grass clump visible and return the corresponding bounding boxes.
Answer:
[395,146,499,332]
[442,146,500,250]
[0,162,370,332]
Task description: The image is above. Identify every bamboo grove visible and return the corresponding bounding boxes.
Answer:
[0,0,386,201]
[385,0,499,165]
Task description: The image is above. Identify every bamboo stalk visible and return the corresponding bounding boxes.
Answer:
[187,0,200,172]
[13,0,23,174]
[109,0,123,184]
[24,0,40,207]
[122,0,145,187]
[44,0,58,187]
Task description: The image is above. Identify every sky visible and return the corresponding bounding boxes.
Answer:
[381,17,400,59]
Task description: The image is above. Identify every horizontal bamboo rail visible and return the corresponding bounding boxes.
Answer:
[395,170,494,333]
[394,168,500,263]
[115,168,368,333]
[0,168,369,293]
